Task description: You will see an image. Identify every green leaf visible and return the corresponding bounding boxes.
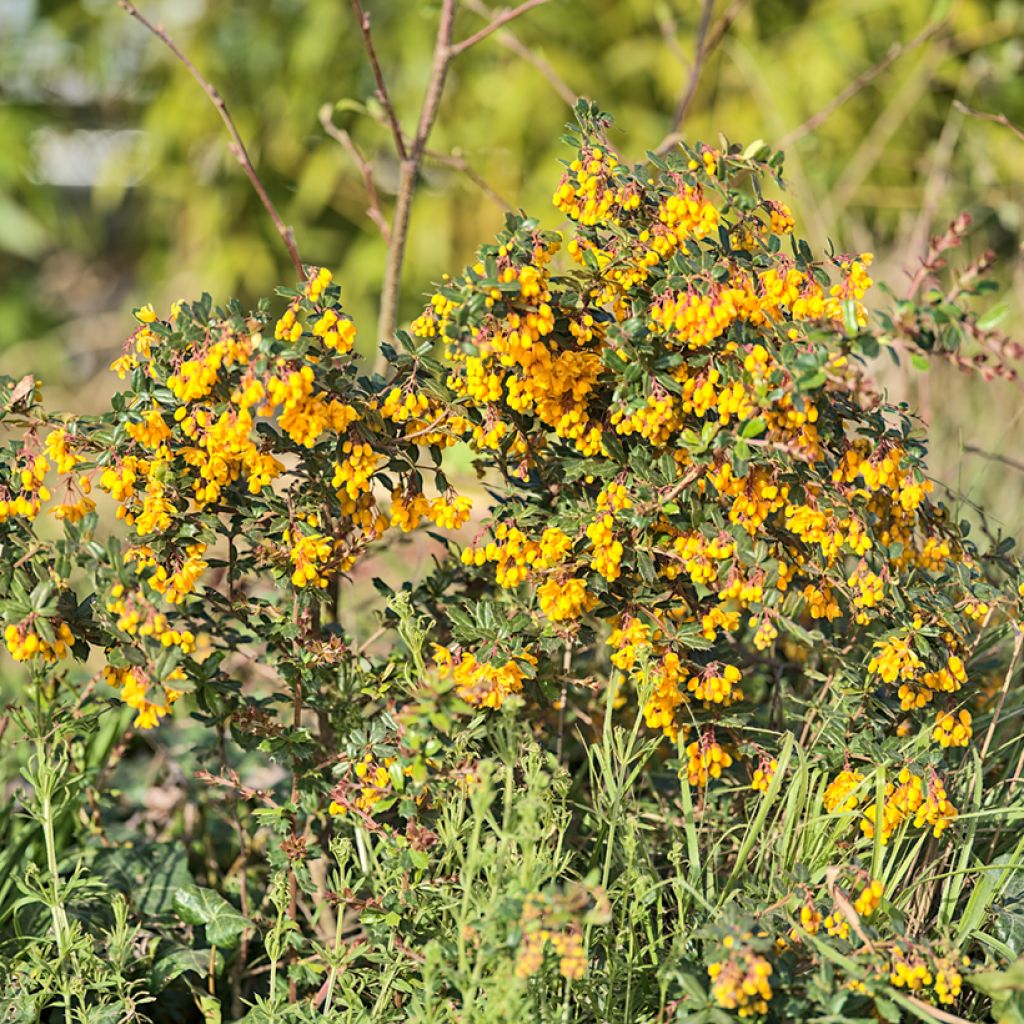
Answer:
[978,300,1009,331]
[173,885,250,948]
[151,942,222,989]
[841,299,859,334]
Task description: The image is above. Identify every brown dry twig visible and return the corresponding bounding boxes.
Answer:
[463,0,576,106]
[653,0,746,156]
[319,104,391,243]
[195,768,279,807]
[374,0,458,372]
[349,0,408,161]
[654,0,715,156]
[777,22,944,149]
[953,99,1024,144]
[344,0,553,374]
[118,0,303,281]
[449,0,552,58]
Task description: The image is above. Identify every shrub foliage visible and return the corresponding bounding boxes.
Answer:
[2,104,1024,1023]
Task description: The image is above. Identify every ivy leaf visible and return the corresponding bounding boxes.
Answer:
[150,941,223,989]
[173,885,249,948]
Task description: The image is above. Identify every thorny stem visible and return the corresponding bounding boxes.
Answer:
[118,0,304,280]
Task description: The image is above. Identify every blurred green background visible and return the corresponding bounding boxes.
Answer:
[2,0,1023,529]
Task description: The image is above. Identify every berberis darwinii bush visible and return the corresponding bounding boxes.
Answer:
[2,104,1023,1023]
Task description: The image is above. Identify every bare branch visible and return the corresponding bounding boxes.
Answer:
[463,0,576,106]
[654,0,714,156]
[119,0,303,281]
[375,0,458,373]
[776,22,943,149]
[319,104,391,243]
[349,0,409,161]
[449,0,551,59]
[953,99,1024,144]
[963,444,1024,474]
[425,147,514,210]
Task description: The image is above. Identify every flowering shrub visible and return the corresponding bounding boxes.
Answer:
[2,103,1024,1023]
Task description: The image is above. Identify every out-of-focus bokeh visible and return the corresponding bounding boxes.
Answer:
[2,0,1023,527]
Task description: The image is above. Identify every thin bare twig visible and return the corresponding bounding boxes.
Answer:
[349,0,408,161]
[777,22,943,148]
[962,444,1024,475]
[463,0,576,106]
[425,147,514,210]
[656,5,689,69]
[119,0,303,280]
[953,99,1024,144]
[375,0,458,372]
[449,0,551,58]
[347,0,553,373]
[319,104,391,243]
[654,0,715,156]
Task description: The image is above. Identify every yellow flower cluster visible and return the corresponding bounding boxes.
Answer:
[515,894,586,981]
[286,528,334,589]
[433,645,535,709]
[105,585,196,653]
[44,428,82,474]
[687,662,743,705]
[932,709,972,748]
[552,147,636,226]
[685,736,733,787]
[641,652,688,741]
[0,452,50,522]
[537,577,596,622]
[853,878,883,917]
[607,617,651,672]
[890,950,963,1006]
[858,767,958,843]
[311,308,357,354]
[328,753,395,816]
[131,543,209,604]
[708,949,773,1018]
[462,524,571,588]
[4,619,74,663]
[103,664,183,730]
[823,769,865,813]
[751,757,778,793]
[585,514,623,582]
[869,635,967,712]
